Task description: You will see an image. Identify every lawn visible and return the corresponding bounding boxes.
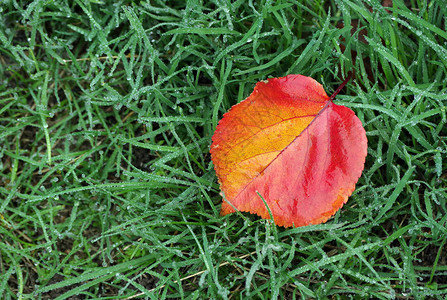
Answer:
[1,0,446,299]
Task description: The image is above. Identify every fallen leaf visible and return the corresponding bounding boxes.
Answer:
[211,74,367,227]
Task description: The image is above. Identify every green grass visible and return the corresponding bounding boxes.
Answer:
[1,0,446,299]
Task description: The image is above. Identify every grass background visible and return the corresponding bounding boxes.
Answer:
[1,0,446,299]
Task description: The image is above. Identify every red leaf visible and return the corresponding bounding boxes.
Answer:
[210,75,367,227]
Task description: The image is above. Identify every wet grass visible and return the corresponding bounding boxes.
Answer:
[1,0,446,299]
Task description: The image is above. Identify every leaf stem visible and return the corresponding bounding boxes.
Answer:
[330,71,353,102]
